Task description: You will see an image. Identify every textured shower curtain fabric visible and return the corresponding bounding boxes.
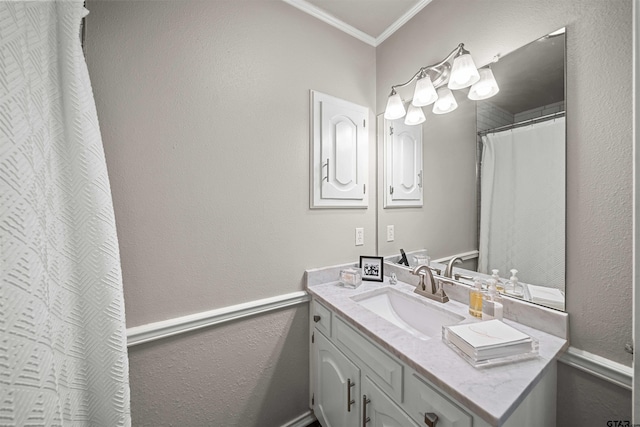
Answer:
[478,118,565,291]
[1,2,131,426]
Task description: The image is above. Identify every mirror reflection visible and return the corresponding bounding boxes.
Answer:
[378,29,566,311]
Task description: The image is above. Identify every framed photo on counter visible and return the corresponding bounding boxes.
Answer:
[359,256,384,282]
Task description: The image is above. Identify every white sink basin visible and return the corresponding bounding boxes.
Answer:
[351,287,464,340]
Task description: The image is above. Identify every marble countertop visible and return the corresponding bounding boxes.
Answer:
[307,276,569,426]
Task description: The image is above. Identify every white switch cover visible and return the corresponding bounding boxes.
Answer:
[387,225,394,242]
[355,228,364,246]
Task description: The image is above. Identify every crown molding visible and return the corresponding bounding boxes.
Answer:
[375,0,433,45]
[282,0,433,47]
[282,0,377,46]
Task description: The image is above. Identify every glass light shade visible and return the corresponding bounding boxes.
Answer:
[448,53,481,90]
[468,68,500,100]
[432,87,458,114]
[412,75,438,107]
[384,91,406,120]
[404,104,426,125]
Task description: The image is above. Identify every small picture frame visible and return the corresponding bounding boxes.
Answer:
[359,256,384,282]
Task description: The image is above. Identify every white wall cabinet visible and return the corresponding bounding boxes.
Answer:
[310,299,557,427]
[311,91,369,208]
[382,117,423,208]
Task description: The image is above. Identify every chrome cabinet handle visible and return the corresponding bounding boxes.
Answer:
[313,315,321,323]
[424,412,439,427]
[322,160,329,181]
[418,170,423,188]
[362,395,371,426]
[347,379,355,412]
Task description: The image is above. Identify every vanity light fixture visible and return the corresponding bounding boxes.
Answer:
[384,43,499,123]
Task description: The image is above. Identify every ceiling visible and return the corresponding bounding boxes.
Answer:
[282,0,431,46]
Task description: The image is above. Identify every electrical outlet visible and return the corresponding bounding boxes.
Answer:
[387,225,394,242]
[355,228,364,246]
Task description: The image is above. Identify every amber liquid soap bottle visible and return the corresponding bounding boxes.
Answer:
[468,278,484,318]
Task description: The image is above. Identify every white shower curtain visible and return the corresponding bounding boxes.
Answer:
[478,117,565,291]
[1,2,130,425]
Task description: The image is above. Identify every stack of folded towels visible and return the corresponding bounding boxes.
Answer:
[445,319,535,362]
[526,284,565,310]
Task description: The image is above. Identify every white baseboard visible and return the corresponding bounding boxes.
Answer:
[559,346,632,390]
[127,291,310,347]
[281,410,316,427]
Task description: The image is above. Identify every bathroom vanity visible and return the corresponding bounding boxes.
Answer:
[306,266,568,427]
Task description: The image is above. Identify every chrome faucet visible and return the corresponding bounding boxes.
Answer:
[411,264,449,303]
[444,256,463,278]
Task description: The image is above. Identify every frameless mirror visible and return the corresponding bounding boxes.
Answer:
[377,29,566,311]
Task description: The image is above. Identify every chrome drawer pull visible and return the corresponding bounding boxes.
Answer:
[362,395,371,426]
[347,379,355,412]
[424,412,439,427]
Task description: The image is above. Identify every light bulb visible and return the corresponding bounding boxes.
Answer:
[448,52,480,90]
[432,87,458,114]
[412,74,437,107]
[404,104,426,125]
[468,68,499,100]
[475,84,492,97]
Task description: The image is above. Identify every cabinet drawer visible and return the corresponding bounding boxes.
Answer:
[333,316,403,402]
[404,370,472,427]
[312,300,332,337]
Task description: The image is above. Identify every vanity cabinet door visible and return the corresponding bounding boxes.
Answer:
[361,376,420,427]
[311,90,369,208]
[313,330,360,427]
[404,371,472,427]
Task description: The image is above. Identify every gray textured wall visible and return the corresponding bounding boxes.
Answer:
[86,0,377,328]
[85,1,375,425]
[376,0,632,422]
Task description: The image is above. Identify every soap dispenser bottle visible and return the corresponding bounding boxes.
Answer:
[482,279,504,321]
[468,278,484,318]
[492,269,504,294]
[505,269,524,297]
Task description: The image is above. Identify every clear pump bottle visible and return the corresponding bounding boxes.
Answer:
[492,269,504,293]
[505,269,524,297]
[482,279,504,321]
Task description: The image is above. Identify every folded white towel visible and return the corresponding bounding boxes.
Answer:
[526,284,564,310]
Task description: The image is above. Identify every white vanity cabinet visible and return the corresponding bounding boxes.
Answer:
[311,300,467,427]
[310,299,557,427]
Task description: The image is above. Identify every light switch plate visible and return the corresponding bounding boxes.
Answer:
[387,225,394,242]
[355,228,364,246]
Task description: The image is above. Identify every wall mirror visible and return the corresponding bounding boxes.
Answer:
[377,28,566,311]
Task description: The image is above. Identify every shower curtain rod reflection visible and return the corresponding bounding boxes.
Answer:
[478,110,565,137]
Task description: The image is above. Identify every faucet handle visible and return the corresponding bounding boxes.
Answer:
[416,271,427,291]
